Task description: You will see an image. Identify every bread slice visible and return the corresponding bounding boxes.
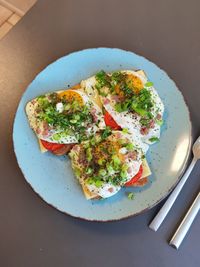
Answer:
[136,69,147,79]
[38,139,48,153]
[81,183,100,200]
[141,158,151,178]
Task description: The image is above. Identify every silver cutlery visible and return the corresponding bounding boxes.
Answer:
[169,191,200,249]
[149,136,200,231]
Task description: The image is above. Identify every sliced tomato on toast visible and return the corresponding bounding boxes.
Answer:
[40,140,66,152]
[125,165,143,186]
[104,111,121,130]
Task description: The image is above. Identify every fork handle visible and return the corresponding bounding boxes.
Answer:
[149,157,197,231]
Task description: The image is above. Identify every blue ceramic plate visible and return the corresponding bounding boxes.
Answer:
[13,48,192,221]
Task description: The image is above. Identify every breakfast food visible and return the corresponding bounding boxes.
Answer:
[69,131,151,199]
[26,69,164,199]
[81,70,164,146]
[26,89,105,155]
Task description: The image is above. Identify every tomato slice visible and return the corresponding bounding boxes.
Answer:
[104,111,121,130]
[125,165,143,186]
[40,140,65,152]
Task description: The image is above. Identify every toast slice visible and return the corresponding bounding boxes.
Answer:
[81,183,100,200]
[38,139,48,153]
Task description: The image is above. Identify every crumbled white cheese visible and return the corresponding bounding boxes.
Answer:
[119,147,128,154]
[56,102,64,113]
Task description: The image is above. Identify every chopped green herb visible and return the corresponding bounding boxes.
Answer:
[122,128,129,134]
[126,143,134,151]
[106,164,115,175]
[94,135,102,144]
[74,114,80,120]
[101,126,112,140]
[64,103,71,111]
[145,82,153,87]
[52,133,61,141]
[83,142,90,149]
[86,147,92,162]
[121,164,128,171]
[70,119,77,124]
[127,192,134,200]
[86,178,94,185]
[115,101,130,112]
[85,167,93,175]
[112,176,125,186]
[120,170,127,179]
[111,72,124,83]
[115,103,126,113]
[98,169,107,177]
[122,86,133,96]
[156,119,163,126]
[98,158,105,165]
[90,137,96,146]
[95,180,103,188]
[149,137,159,143]
[118,138,127,145]
[114,88,153,118]
[112,155,121,166]
[131,105,148,116]
[140,118,150,126]
[95,70,111,91]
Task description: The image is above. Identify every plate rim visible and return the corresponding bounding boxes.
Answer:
[12,47,193,222]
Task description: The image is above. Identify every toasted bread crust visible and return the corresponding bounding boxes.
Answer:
[131,177,148,187]
[81,183,100,200]
[52,144,75,156]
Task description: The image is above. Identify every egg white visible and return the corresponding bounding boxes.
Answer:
[86,183,121,198]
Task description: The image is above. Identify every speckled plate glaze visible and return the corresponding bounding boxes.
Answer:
[13,48,192,221]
